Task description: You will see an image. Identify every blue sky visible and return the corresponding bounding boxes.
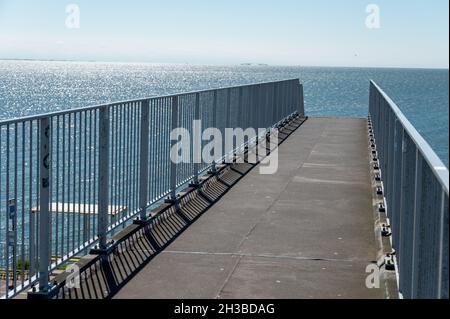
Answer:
[0,0,448,68]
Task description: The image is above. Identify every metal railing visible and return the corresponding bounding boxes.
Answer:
[369,81,449,299]
[0,79,304,298]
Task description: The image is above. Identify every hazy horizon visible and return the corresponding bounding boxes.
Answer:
[1,58,449,71]
[0,0,448,69]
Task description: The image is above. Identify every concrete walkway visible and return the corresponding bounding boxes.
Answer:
[114,117,384,299]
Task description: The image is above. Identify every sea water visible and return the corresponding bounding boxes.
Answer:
[1,61,447,165]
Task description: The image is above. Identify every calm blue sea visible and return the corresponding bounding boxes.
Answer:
[0,61,448,166]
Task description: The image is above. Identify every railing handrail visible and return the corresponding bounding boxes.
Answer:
[370,80,449,195]
[0,78,300,126]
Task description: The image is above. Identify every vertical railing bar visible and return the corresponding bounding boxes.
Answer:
[48,118,53,263]
[386,109,393,214]
[149,100,155,201]
[281,81,285,119]
[110,106,115,229]
[160,99,165,199]
[274,81,277,122]
[211,91,218,173]
[13,122,18,293]
[125,103,131,223]
[238,86,243,132]
[392,118,402,249]
[110,106,115,227]
[106,106,111,230]
[165,98,170,196]
[159,99,163,199]
[119,104,125,225]
[113,106,119,229]
[97,106,110,250]
[192,93,200,185]
[124,104,129,220]
[55,117,60,259]
[78,112,82,250]
[66,113,71,255]
[87,110,92,243]
[278,82,282,122]
[35,121,40,287]
[156,99,161,198]
[161,98,166,198]
[130,103,135,214]
[118,103,124,223]
[20,122,25,286]
[72,113,77,253]
[189,95,193,179]
[169,96,178,201]
[92,110,98,241]
[83,112,87,244]
[155,99,159,200]
[159,99,163,198]
[0,126,2,295]
[61,115,66,259]
[411,147,423,298]
[120,104,125,226]
[255,84,260,146]
[134,103,139,215]
[5,124,10,296]
[124,103,129,221]
[29,121,36,277]
[300,83,305,116]
[131,103,136,216]
[177,98,181,186]
[167,97,171,194]
[121,104,127,224]
[38,116,50,292]
[139,100,150,220]
[225,89,231,162]
[136,103,141,212]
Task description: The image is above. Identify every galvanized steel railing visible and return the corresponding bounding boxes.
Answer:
[369,81,449,299]
[0,79,304,298]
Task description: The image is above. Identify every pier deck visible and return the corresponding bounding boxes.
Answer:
[114,117,384,299]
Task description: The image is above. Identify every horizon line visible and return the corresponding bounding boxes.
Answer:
[0,58,448,71]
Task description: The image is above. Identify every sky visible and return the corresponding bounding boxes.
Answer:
[0,0,448,68]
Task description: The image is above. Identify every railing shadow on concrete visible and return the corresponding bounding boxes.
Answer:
[0,79,305,298]
[37,116,307,299]
[369,80,449,299]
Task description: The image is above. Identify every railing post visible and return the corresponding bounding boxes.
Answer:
[192,93,200,186]
[411,149,423,298]
[398,132,416,299]
[282,81,286,121]
[169,96,178,201]
[289,80,293,116]
[238,86,243,129]
[211,91,218,174]
[270,82,278,126]
[293,81,297,116]
[369,82,374,118]
[299,82,305,116]
[225,89,231,163]
[391,119,403,250]
[38,117,50,292]
[139,100,150,220]
[97,106,109,250]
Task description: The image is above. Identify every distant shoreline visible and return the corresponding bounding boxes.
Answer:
[0,58,448,71]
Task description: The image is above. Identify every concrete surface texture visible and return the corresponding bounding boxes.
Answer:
[114,117,384,299]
